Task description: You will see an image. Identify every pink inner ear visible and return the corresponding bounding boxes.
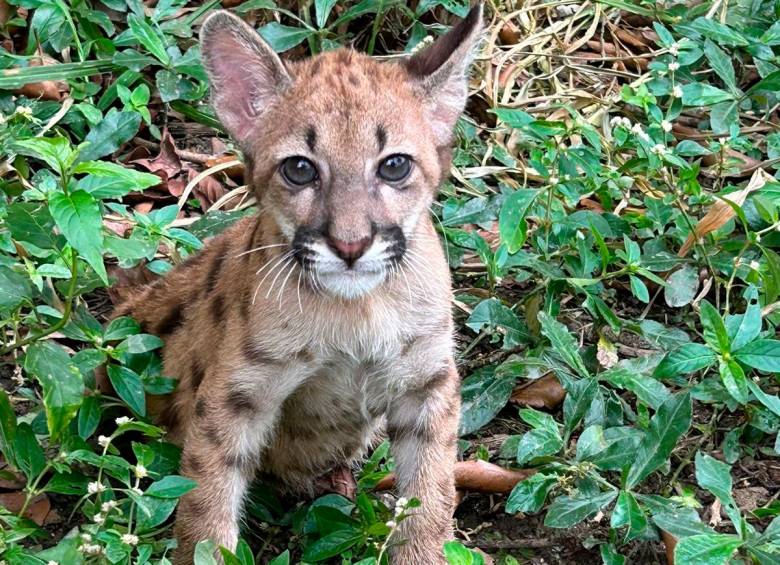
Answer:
[203,30,282,143]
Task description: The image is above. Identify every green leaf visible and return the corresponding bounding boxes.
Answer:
[442,540,484,565]
[73,161,161,199]
[626,392,692,489]
[466,298,529,349]
[258,23,314,52]
[134,495,178,532]
[146,475,198,498]
[0,266,32,313]
[24,341,84,440]
[492,108,535,128]
[116,333,164,355]
[703,39,737,92]
[78,110,142,162]
[719,358,748,404]
[104,316,141,341]
[127,14,171,66]
[77,395,101,439]
[600,544,626,565]
[726,290,761,351]
[538,312,589,378]
[268,550,290,565]
[688,17,749,46]
[746,380,780,418]
[106,365,146,416]
[459,366,517,436]
[517,409,564,464]
[563,377,598,433]
[506,473,557,513]
[14,422,45,481]
[681,83,734,106]
[315,0,338,28]
[698,300,730,353]
[49,189,107,284]
[610,491,648,541]
[695,452,739,527]
[674,534,743,565]
[302,529,363,562]
[654,343,715,379]
[734,339,780,371]
[600,366,670,409]
[709,100,739,135]
[0,389,17,468]
[13,137,75,173]
[194,540,219,565]
[543,490,618,528]
[576,425,642,471]
[499,189,539,253]
[630,275,650,303]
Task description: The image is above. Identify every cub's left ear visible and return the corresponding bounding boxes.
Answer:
[405,3,484,145]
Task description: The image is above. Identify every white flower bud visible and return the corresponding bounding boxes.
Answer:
[121,533,139,546]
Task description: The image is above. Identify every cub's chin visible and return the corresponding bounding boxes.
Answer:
[316,268,387,299]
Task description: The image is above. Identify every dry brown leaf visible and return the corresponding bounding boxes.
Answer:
[679,168,773,257]
[131,130,183,181]
[12,53,68,102]
[660,528,677,565]
[511,374,566,409]
[375,460,535,495]
[0,492,51,525]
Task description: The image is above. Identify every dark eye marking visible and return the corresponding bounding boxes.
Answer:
[280,156,318,187]
[377,154,412,183]
[376,125,387,152]
[305,126,316,152]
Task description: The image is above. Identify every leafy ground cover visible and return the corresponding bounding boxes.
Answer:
[1,0,780,564]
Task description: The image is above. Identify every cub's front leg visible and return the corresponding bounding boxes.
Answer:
[387,359,460,564]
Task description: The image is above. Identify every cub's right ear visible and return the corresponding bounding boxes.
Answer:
[200,11,291,146]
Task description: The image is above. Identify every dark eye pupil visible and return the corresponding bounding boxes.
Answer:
[378,154,411,182]
[282,157,317,186]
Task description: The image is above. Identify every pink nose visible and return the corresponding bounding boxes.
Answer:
[327,236,372,265]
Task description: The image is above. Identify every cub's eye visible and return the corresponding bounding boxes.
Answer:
[281,156,318,186]
[378,154,412,183]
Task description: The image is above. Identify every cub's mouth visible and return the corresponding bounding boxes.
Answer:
[290,224,407,299]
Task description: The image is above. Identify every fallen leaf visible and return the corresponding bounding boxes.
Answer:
[660,528,677,565]
[374,460,535,495]
[708,498,722,527]
[0,492,51,525]
[130,130,182,182]
[679,168,773,257]
[13,52,68,102]
[511,374,566,409]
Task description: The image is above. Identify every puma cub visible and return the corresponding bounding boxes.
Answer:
[116,4,483,563]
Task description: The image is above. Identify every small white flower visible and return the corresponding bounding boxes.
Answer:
[749,260,760,270]
[87,481,106,495]
[661,120,673,132]
[0,114,6,125]
[755,234,762,243]
[631,123,651,142]
[47,561,58,565]
[133,464,148,479]
[121,533,139,546]
[669,42,680,56]
[93,513,105,525]
[78,543,104,555]
[576,230,586,240]
[549,176,559,186]
[775,223,780,232]
[396,497,409,508]
[115,416,131,426]
[101,500,118,513]
[80,533,93,543]
[385,520,397,528]
[14,106,33,118]
[651,143,667,156]
[753,376,760,383]
[97,435,111,448]
[130,486,143,496]
[411,35,434,54]
[672,85,683,98]
[668,61,680,71]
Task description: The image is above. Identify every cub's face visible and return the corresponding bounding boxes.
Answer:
[201,7,482,298]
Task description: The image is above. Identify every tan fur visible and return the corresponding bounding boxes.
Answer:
[116,6,482,563]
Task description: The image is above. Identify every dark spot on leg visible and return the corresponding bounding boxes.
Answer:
[243,216,263,260]
[155,303,183,336]
[204,244,226,293]
[225,388,256,415]
[191,361,205,391]
[310,58,322,76]
[210,292,225,324]
[242,335,281,365]
[202,422,222,445]
[194,397,207,418]
[305,126,316,152]
[182,453,203,475]
[376,125,387,152]
[348,72,360,87]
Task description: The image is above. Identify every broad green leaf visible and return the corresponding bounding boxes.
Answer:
[146,475,198,498]
[79,110,142,162]
[600,544,626,565]
[538,312,589,378]
[302,529,362,562]
[499,189,539,253]
[688,17,749,46]
[259,23,314,52]
[630,275,650,303]
[703,39,737,92]
[442,540,484,565]
[734,339,780,371]
[600,366,670,409]
[653,509,714,538]
[268,550,290,565]
[719,359,747,404]
[14,422,45,481]
[459,366,517,436]
[626,393,692,489]
[13,137,75,173]
[726,289,761,351]
[746,380,780,418]
[24,341,84,440]
[116,333,164,355]
[106,365,146,416]
[681,83,733,106]
[517,409,563,464]
[315,0,338,28]
[610,491,648,541]
[133,495,178,532]
[0,389,17,468]
[127,14,171,66]
[506,473,557,513]
[466,298,529,349]
[709,100,739,135]
[544,490,617,528]
[654,343,715,379]
[563,377,598,433]
[699,300,730,353]
[104,316,142,341]
[695,452,740,529]
[664,264,699,307]
[576,426,642,471]
[492,108,535,128]
[674,534,743,565]
[73,160,161,199]
[49,189,107,284]
[193,540,219,565]
[77,395,101,439]
[0,266,32,313]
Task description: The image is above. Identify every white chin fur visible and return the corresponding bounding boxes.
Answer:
[316,269,386,299]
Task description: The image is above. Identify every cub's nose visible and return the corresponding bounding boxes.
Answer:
[327,235,372,266]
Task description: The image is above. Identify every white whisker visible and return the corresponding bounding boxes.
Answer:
[266,257,294,299]
[234,242,288,258]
